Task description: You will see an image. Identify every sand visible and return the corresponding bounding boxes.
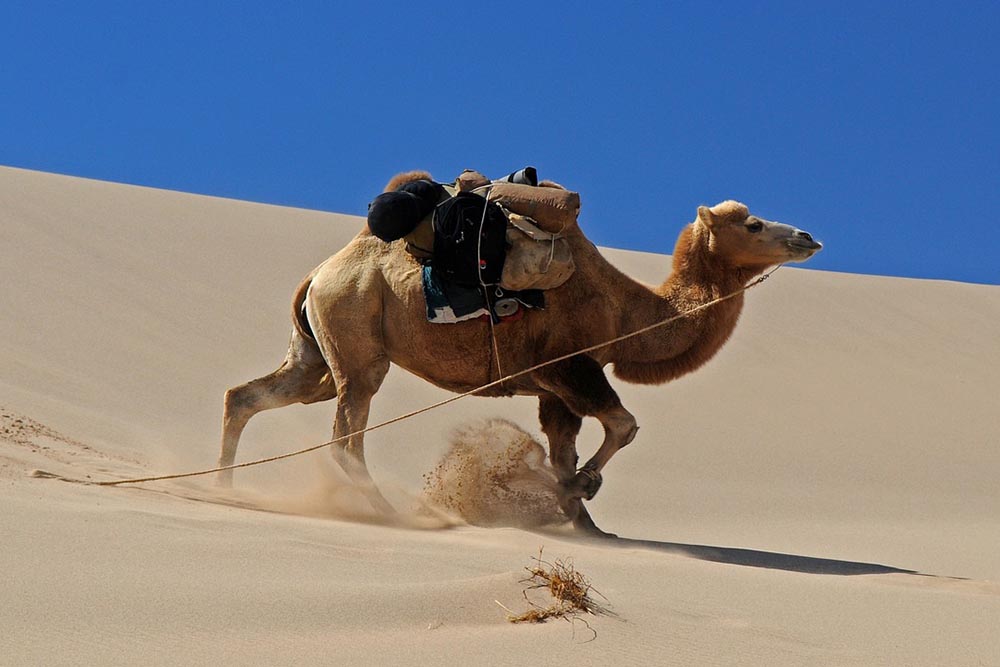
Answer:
[2,165,998,665]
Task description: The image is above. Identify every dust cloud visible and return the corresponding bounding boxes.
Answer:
[422,419,568,528]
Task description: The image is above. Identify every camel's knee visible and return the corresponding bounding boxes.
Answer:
[603,408,638,449]
[575,407,637,485]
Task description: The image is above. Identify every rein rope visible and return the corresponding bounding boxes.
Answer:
[79,264,783,488]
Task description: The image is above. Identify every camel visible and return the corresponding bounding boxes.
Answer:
[218,173,822,535]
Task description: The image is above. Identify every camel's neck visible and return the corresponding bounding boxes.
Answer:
[610,224,763,385]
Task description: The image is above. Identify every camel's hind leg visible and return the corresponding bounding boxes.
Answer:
[306,264,395,515]
[326,354,394,515]
[219,331,335,486]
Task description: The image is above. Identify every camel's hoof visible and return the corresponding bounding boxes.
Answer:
[590,527,619,539]
[364,489,397,516]
[567,468,603,501]
[577,521,618,539]
[566,501,617,538]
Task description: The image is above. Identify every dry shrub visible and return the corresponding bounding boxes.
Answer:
[498,549,617,639]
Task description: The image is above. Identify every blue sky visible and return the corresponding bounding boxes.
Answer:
[3,2,997,284]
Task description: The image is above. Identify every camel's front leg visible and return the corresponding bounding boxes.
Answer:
[538,395,602,534]
[534,355,637,536]
[566,406,638,502]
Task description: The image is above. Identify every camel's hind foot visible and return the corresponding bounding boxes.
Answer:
[331,444,397,518]
[216,467,234,489]
[360,483,397,517]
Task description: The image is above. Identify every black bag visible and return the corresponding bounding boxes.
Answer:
[432,191,508,286]
[367,179,445,242]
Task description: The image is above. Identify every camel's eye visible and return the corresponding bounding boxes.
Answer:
[746,220,764,233]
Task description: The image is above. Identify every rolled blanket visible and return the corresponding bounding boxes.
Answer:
[475,182,580,234]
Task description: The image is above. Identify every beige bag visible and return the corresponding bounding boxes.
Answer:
[501,213,575,291]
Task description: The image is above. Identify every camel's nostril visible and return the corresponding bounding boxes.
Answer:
[796,231,814,243]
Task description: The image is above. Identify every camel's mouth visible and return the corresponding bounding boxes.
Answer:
[786,236,823,259]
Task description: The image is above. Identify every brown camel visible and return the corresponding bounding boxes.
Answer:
[218,174,822,535]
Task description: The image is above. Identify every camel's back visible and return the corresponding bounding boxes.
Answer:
[305,224,636,393]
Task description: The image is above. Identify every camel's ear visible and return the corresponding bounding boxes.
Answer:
[697,205,717,229]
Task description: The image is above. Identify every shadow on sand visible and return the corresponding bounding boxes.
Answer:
[551,533,923,576]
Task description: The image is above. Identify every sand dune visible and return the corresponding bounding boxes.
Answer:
[2,166,998,665]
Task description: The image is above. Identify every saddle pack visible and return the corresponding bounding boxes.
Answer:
[366,168,578,292]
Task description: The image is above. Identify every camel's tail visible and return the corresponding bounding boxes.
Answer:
[291,268,319,341]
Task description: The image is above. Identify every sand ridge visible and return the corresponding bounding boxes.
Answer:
[2,166,999,665]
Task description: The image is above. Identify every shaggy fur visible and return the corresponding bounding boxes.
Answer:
[383,170,434,193]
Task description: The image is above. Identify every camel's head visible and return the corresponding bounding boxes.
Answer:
[696,200,822,269]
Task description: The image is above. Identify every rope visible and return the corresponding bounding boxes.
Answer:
[86,263,783,487]
[474,184,505,382]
